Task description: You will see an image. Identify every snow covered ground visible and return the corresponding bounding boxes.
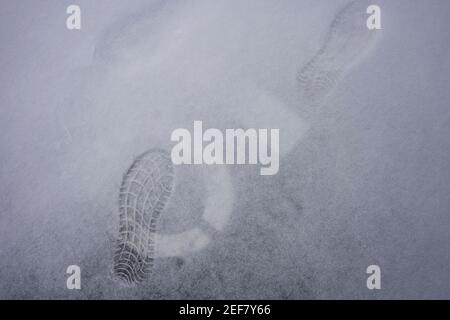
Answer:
[0,0,449,299]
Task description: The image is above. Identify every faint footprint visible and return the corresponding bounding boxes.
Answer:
[114,149,174,284]
[298,0,380,105]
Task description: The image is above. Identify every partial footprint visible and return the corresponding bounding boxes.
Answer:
[298,0,380,105]
[114,149,174,284]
